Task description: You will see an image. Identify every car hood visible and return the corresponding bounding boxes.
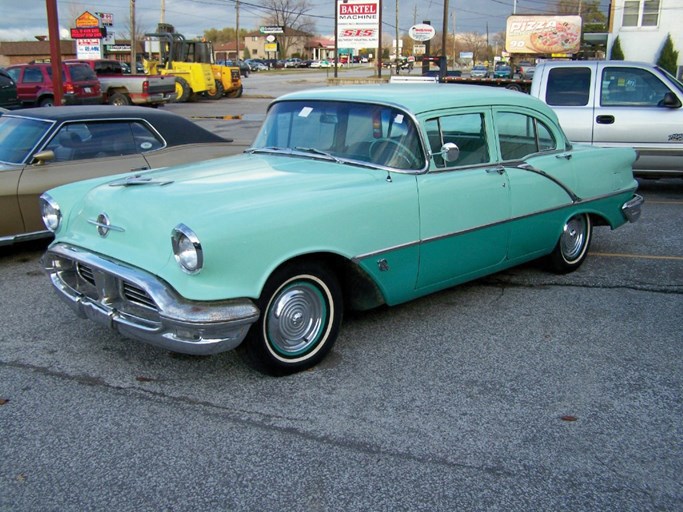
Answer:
[54,152,394,276]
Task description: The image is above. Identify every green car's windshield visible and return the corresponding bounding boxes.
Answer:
[252,100,425,170]
[0,116,52,164]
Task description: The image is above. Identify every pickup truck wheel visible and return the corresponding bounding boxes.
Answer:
[547,213,592,274]
[38,97,54,107]
[172,77,191,103]
[205,80,224,100]
[108,92,131,106]
[225,85,243,98]
[239,262,343,376]
[505,83,523,92]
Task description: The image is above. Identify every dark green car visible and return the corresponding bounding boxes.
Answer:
[0,69,19,110]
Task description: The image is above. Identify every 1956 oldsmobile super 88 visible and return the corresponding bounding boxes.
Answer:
[41,84,643,375]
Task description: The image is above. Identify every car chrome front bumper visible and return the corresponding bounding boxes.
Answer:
[42,243,259,355]
[622,194,644,223]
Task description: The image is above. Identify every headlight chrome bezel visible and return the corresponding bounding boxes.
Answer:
[171,224,204,275]
[40,193,62,232]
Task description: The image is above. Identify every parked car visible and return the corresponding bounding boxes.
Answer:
[0,106,244,245]
[245,59,267,72]
[5,61,103,107]
[310,60,331,68]
[530,60,683,178]
[65,59,176,106]
[492,65,513,79]
[0,68,20,109]
[470,65,489,78]
[284,58,302,68]
[40,84,642,375]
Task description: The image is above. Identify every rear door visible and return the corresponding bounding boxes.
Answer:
[416,108,510,289]
[593,63,683,175]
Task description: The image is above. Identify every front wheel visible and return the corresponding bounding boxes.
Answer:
[225,85,243,98]
[205,80,224,100]
[547,213,592,273]
[239,262,343,375]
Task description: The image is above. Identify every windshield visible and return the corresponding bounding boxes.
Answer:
[252,100,425,170]
[0,116,51,164]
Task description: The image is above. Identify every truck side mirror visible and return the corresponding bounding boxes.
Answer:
[659,91,682,108]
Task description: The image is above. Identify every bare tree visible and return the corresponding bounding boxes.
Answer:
[458,32,488,63]
[261,0,315,57]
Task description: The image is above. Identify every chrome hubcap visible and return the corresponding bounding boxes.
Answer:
[266,282,326,357]
[561,216,587,261]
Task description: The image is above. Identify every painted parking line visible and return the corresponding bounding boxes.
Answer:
[645,200,683,205]
[591,252,683,261]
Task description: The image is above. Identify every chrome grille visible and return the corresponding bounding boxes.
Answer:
[122,281,158,310]
[76,263,96,286]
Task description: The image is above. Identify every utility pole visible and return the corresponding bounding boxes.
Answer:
[160,0,165,23]
[236,0,240,61]
[395,0,399,74]
[130,0,136,74]
[45,0,63,106]
[442,0,448,64]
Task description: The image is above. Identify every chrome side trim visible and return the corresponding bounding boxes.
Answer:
[353,190,635,262]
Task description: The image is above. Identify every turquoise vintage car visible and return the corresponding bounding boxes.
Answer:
[41,84,643,375]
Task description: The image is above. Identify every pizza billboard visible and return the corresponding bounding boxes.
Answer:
[505,15,582,54]
[337,0,380,49]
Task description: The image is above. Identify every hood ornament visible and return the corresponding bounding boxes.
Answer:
[88,213,125,238]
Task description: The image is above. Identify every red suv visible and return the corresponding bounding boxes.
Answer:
[6,62,103,107]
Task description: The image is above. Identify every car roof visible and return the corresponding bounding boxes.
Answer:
[3,105,230,145]
[276,84,553,117]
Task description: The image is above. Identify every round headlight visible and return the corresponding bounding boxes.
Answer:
[171,224,203,274]
[40,194,62,232]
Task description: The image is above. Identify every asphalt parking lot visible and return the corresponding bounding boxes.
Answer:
[1,72,682,511]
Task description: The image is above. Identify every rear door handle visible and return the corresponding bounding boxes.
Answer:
[596,115,615,124]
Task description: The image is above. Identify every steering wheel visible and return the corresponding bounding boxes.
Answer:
[369,138,416,169]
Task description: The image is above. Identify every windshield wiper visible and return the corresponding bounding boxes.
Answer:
[294,147,342,163]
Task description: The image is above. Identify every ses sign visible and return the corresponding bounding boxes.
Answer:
[337,0,380,49]
[408,24,436,42]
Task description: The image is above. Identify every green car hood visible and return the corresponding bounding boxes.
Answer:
[53,153,419,298]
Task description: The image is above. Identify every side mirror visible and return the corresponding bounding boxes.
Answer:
[438,142,460,163]
[31,150,55,166]
[659,91,682,108]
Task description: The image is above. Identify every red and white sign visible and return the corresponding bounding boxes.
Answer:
[408,24,435,42]
[337,0,380,49]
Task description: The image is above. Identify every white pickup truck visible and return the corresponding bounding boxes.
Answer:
[530,61,683,178]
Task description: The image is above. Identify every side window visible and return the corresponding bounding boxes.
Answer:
[44,122,140,161]
[23,67,44,84]
[495,112,557,161]
[546,67,591,106]
[131,122,164,152]
[601,67,671,106]
[6,68,20,82]
[429,113,489,168]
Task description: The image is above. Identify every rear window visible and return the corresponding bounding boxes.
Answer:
[66,64,97,81]
[545,67,591,106]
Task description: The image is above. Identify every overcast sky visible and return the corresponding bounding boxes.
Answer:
[0,0,602,42]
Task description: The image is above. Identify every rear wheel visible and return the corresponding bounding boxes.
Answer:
[205,80,224,100]
[38,96,54,107]
[172,77,191,103]
[225,85,243,98]
[547,213,592,273]
[239,262,342,376]
[107,92,131,106]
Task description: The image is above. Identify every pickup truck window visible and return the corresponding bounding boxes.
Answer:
[495,112,556,161]
[601,67,672,107]
[546,67,591,106]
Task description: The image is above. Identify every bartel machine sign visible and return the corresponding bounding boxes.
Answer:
[337,0,380,49]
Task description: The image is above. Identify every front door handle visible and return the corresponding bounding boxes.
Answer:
[486,165,506,175]
[596,115,615,124]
